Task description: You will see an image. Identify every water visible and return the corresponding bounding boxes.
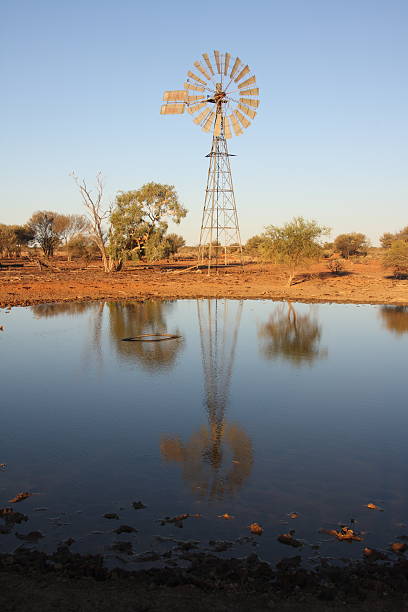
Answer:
[0,299,407,566]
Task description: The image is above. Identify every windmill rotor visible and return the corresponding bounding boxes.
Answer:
[160,50,260,138]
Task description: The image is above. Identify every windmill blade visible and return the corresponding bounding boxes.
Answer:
[234,109,251,128]
[214,113,222,136]
[234,64,250,83]
[230,113,243,136]
[202,111,216,132]
[240,97,260,108]
[184,82,206,92]
[160,104,185,114]
[187,70,207,85]
[195,60,211,80]
[163,90,187,102]
[186,94,206,103]
[202,53,215,76]
[230,57,241,79]
[238,75,256,89]
[239,87,259,96]
[194,108,211,125]
[224,52,231,76]
[238,103,256,119]
[214,50,221,74]
[187,102,209,115]
[223,115,232,139]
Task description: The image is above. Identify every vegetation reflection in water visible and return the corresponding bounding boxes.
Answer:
[257,301,327,365]
[378,306,408,336]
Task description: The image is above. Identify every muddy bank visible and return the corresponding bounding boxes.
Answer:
[0,258,407,308]
[1,547,408,611]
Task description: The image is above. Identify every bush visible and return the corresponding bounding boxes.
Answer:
[333,233,369,259]
[383,240,408,278]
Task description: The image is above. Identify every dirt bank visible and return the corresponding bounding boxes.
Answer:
[0,258,407,308]
[1,547,408,611]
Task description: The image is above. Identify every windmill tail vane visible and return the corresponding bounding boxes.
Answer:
[160,50,260,271]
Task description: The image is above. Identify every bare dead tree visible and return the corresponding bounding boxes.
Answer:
[71,172,115,272]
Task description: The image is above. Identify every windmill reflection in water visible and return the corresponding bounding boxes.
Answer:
[161,299,253,501]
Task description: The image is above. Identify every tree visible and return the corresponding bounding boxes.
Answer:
[259,217,330,286]
[59,214,89,261]
[245,234,265,254]
[71,172,117,272]
[333,233,369,259]
[109,183,187,263]
[380,226,408,249]
[383,240,408,278]
[0,224,35,258]
[27,211,69,258]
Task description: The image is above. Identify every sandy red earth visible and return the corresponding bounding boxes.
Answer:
[0,257,407,308]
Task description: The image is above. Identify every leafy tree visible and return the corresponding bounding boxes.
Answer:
[59,214,89,261]
[259,217,330,286]
[245,234,265,254]
[27,211,69,258]
[0,224,34,258]
[383,240,408,278]
[164,233,185,257]
[333,233,369,259]
[380,226,408,249]
[109,183,187,263]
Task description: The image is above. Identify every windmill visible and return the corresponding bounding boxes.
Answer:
[160,51,260,271]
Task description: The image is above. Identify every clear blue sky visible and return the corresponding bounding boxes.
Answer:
[1,0,407,244]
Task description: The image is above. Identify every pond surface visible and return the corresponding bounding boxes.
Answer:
[1,299,408,566]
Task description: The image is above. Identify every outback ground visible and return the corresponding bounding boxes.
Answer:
[0,256,407,308]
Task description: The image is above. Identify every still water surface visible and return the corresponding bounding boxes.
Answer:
[1,299,408,565]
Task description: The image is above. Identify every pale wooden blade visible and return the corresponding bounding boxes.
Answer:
[184,82,205,92]
[230,57,241,79]
[195,60,211,80]
[187,70,207,85]
[239,87,259,96]
[202,53,214,76]
[187,102,209,114]
[194,108,211,125]
[202,111,216,132]
[238,102,256,119]
[223,115,232,139]
[214,113,222,136]
[224,52,231,76]
[240,97,260,108]
[163,90,186,102]
[214,50,221,73]
[238,75,256,89]
[230,113,243,136]
[235,109,251,128]
[186,94,206,103]
[160,104,185,114]
[234,65,250,83]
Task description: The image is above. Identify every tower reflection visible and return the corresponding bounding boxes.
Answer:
[161,299,253,501]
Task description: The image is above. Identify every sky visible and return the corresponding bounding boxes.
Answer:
[1,0,407,245]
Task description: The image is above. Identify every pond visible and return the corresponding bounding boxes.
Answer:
[1,299,408,566]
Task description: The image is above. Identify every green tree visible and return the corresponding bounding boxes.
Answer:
[59,214,89,261]
[333,232,369,258]
[259,217,330,286]
[380,226,408,249]
[109,182,187,263]
[383,240,408,278]
[245,234,265,254]
[27,211,69,258]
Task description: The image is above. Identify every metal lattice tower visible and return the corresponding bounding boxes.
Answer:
[198,123,243,270]
[160,50,259,272]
